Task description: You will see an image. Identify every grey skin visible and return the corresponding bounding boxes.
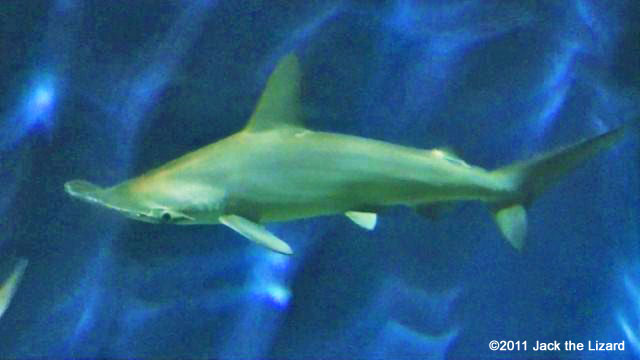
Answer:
[65,53,636,254]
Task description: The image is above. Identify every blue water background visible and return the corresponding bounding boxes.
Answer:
[0,1,639,359]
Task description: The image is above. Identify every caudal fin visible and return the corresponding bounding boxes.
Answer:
[491,120,636,250]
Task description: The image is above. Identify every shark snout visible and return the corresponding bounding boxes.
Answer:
[65,179,197,225]
[65,179,148,218]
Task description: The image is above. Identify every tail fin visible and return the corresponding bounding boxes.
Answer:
[490,120,636,250]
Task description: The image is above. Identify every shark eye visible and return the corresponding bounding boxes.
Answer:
[161,212,172,223]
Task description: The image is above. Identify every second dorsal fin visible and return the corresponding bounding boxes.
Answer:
[244,53,303,132]
[430,147,470,168]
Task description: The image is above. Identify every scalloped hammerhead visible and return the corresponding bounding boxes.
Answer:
[65,53,636,255]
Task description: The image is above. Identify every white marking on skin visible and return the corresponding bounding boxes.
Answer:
[294,130,312,138]
[431,149,446,158]
[431,150,470,168]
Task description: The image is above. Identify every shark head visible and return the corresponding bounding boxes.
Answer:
[64,179,196,224]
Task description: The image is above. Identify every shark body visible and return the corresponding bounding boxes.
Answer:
[65,53,635,254]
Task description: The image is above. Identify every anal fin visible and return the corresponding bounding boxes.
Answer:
[345,211,377,230]
[219,215,293,255]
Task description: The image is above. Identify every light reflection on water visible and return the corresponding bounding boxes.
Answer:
[1,0,638,359]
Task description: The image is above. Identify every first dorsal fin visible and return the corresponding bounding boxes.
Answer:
[244,53,303,132]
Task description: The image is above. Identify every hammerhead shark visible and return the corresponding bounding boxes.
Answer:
[65,53,635,255]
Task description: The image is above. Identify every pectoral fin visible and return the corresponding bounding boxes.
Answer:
[219,215,293,255]
[345,211,377,230]
[0,257,28,319]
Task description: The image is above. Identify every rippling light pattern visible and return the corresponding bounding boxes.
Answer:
[0,0,86,150]
[349,277,459,359]
[0,76,57,150]
[217,220,323,359]
[617,262,640,358]
[619,277,640,353]
[101,0,218,169]
[2,1,219,357]
[1,1,638,359]
[523,0,632,148]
